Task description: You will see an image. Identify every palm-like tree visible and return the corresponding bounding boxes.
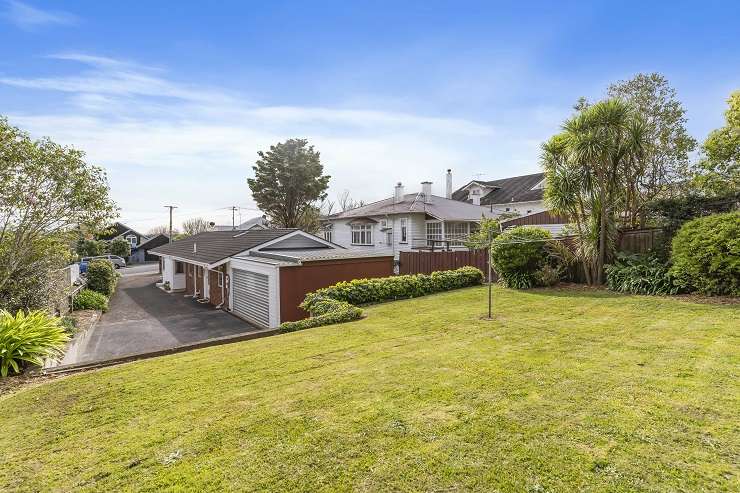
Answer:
[542,99,647,284]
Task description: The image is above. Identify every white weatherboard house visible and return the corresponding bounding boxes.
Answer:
[322,171,496,256]
[451,172,547,217]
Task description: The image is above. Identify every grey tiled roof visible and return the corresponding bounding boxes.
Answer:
[149,229,295,265]
[327,193,495,221]
[452,172,544,204]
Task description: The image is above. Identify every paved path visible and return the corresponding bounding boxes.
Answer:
[119,262,159,277]
[60,274,257,365]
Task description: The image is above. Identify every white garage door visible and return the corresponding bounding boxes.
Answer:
[232,269,270,327]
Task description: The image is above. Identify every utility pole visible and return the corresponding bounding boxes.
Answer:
[164,205,177,243]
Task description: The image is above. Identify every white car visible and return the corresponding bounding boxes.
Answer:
[82,255,127,269]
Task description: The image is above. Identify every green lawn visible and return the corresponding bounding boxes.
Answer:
[1,286,738,492]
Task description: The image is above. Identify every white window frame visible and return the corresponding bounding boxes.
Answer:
[426,221,442,244]
[446,222,470,246]
[399,217,408,243]
[126,234,137,248]
[351,224,373,246]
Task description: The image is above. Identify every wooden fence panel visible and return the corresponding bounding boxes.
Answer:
[399,249,492,280]
[618,228,664,254]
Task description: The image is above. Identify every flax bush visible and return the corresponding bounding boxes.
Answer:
[0,310,70,377]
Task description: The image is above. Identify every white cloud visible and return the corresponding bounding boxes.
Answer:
[2,53,547,231]
[2,1,78,30]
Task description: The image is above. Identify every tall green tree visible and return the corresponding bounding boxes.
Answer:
[607,73,697,226]
[247,139,330,228]
[692,90,740,195]
[542,99,648,284]
[0,117,117,311]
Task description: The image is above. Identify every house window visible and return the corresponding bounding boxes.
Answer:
[175,261,184,274]
[446,222,469,246]
[400,218,408,243]
[126,235,137,248]
[505,207,510,212]
[426,222,442,245]
[351,224,373,245]
[218,272,223,288]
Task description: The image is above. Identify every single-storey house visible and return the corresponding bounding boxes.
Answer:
[452,172,547,217]
[322,172,496,256]
[129,233,170,263]
[150,229,393,328]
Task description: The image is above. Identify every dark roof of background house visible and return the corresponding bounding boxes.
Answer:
[150,229,296,265]
[451,172,545,204]
[136,233,170,250]
[98,221,149,241]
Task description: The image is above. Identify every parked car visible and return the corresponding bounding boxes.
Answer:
[81,255,127,270]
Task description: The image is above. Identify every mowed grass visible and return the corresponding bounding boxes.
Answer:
[1,287,738,492]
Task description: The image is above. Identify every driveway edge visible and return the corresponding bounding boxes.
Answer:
[44,327,281,374]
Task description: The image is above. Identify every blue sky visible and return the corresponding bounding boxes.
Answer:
[1,1,738,231]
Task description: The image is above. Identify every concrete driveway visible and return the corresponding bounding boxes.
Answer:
[60,273,258,365]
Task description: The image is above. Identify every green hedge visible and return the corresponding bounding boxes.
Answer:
[279,267,484,332]
[86,260,118,296]
[669,212,740,296]
[73,289,110,312]
[280,298,363,333]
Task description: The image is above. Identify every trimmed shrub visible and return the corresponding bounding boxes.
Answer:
[86,259,117,296]
[280,298,363,333]
[490,227,553,289]
[300,266,484,311]
[280,266,484,332]
[108,238,131,258]
[606,254,680,295]
[669,212,740,296]
[0,310,70,377]
[73,289,109,312]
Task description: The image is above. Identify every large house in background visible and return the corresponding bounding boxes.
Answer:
[99,222,150,250]
[322,171,496,256]
[451,172,547,217]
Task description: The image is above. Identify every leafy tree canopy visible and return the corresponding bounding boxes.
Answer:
[692,90,740,195]
[0,116,117,311]
[247,139,330,228]
[607,73,697,221]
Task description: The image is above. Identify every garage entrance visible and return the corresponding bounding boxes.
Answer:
[232,269,270,327]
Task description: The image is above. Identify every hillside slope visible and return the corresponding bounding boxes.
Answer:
[1,286,738,492]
